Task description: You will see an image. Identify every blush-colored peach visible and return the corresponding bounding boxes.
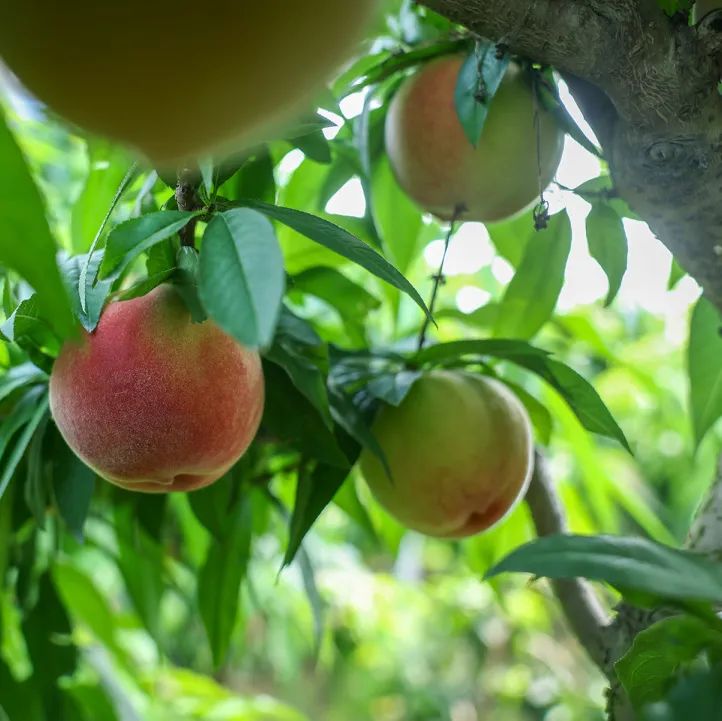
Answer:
[49,285,264,493]
[385,56,564,222]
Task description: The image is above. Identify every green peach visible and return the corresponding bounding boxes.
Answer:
[359,371,533,538]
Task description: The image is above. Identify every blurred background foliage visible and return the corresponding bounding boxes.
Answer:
[0,1,719,720]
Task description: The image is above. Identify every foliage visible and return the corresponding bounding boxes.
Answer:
[0,2,720,719]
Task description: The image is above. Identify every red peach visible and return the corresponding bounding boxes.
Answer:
[49,285,264,493]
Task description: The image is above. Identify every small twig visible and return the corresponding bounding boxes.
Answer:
[175,168,201,248]
[525,450,612,670]
[416,204,465,352]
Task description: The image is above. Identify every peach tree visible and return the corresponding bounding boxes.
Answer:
[1,2,722,720]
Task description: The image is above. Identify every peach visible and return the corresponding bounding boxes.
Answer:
[0,0,377,165]
[359,371,533,538]
[385,56,564,222]
[49,285,264,493]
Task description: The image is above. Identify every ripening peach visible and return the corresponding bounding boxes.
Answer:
[0,0,377,165]
[49,285,264,493]
[384,56,564,222]
[359,371,533,538]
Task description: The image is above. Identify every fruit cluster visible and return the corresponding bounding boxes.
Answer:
[3,5,542,537]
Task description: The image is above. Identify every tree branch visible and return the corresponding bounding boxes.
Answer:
[418,0,722,317]
[525,451,612,671]
[687,453,722,560]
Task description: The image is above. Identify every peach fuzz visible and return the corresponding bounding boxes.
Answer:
[49,285,264,493]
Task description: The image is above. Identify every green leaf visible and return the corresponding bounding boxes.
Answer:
[296,542,325,660]
[535,69,604,159]
[493,210,572,339]
[199,157,214,198]
[1,294,61,356]
[262,362,350,469]
[415,338,550,365]
[688,296,722,447]
[265,490,326,656]
[291,266,381,328]
[71,141,133,252]
[199,208,285,348]
[22,573,77,699]
[366,370,422,407]
[188,472,239,540]
[113,504,166,643]
[499,379,553,445]
[586,202,628,306]
[0,480,13,585]
[574,175,640,220]
[284,464,350,567]
[641,667,722,720]
[370,157,424,274]
[218,150,276,204]
[487,534,722,605]
[0,391,49,500]
[58,250,113,332]
[98,210,198,281]
[265,310,332,428]
[173,246,207,323]
[328,385,390,478]
[146,236,178,276]
[616,615,722,710]
[118,268,176,303]
[52,435,95,542]
[63,683,120,721]
[24,414,49,527]
[668,259,686,290]
[236,199,431,319]
[283,112,337,140]
[339,38,470,96]
[198,499,252,669]
[487,210,536,268]
[414,339,629,449]
[0,660,44,721]
[52,562,125,664]
[333,478,377,540]
[518,357,631,452]
[0,362,46,404]
[454,45,509,147]
[0,108,75,338]
[291,129,332,164]
[77,162,139,313]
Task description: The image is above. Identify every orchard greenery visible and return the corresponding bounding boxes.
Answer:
[1,2,722,721]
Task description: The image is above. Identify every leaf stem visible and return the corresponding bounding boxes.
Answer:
[416,204,464,352]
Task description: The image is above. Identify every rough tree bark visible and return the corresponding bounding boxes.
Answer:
[418,0,722,313]
[525,453,611,671]
[414,1,722,718]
